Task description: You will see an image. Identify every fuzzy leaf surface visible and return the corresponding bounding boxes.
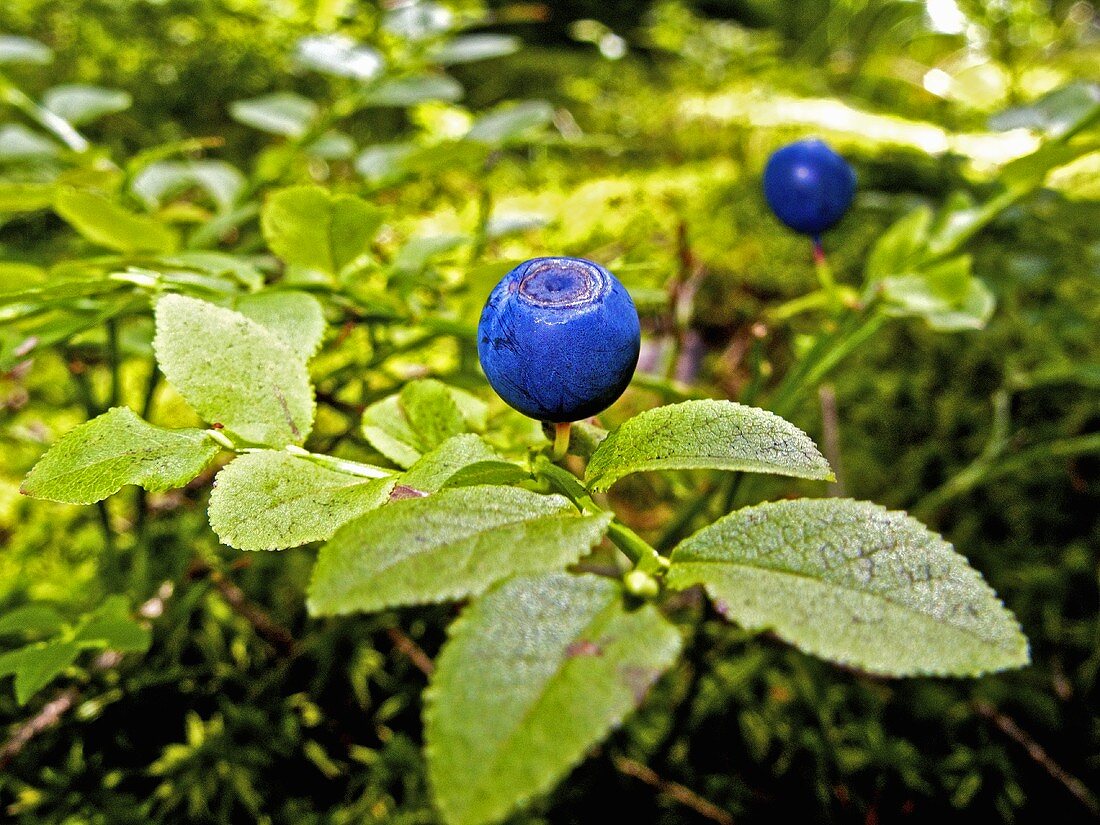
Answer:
[425,572,682,825]
[586,400,833,491]
[668,498,1029,676]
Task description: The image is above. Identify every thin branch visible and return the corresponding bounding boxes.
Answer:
[0,650,122,771]
[0,687,79,771]
[612,755,735,825]
[385,626,435,676]
[818,384,846,497]
[974,701,1100,817]
[205,568,297,656]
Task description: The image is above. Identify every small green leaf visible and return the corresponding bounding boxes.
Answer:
[0,641,80,705]
[362,380,486,468]
[229,93,317,138]
[989,81,1100,137]
[261,186,383,278]
[153,295,316,447]
[308,486,611,615]
[131,160,244,212]
[0,124,58,160]
[0,35,52,65]
[0,605,66,637]
[208,450,394,551]
[432,34,520,65]
[20,407,219,505]
[864,205,932,282]
[401,434,502,493]
[306,130,356,160]
[440,460,531,489]
[235,291,325,360]
[383,3,453,39]
[466,101,554,145]
[74,595,150,653]
[667,498,1029,677]
[400,379,466,450]
[368,74,463,106]
[295,34,382,81]
[355,142,417,185]
[585,399,833,491]
[425,572,682,825]
[54,189,178,253]
[882,256,995,331]
[156,252,264,291]
[42,84,131,125]
[0,182,55,213]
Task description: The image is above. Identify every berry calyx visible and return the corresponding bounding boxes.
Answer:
[477,257,641,423]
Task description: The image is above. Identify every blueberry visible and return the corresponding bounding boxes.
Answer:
[477,257,641,423]
[763,139,856,237]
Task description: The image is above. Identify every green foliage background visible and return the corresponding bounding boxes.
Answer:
[0,0,1098,822]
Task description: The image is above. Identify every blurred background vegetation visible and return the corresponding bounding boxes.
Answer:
[0,0,1098,822]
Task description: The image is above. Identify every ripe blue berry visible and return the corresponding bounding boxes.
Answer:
[763,139,856,237]
[477,257,640,423]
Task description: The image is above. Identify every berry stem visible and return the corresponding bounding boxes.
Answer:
[550,421,572,462]
[812,236,840,311]
[534,457,668,576]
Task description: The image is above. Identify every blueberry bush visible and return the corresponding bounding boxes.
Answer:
[1,1,1098,822]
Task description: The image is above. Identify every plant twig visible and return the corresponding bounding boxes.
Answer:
[611,755,735,825]
[818,384,845,497]
[188,561,297,655]
[974,701,1100,817]
[0,686,79,771]
[385,627,435,676]
[0,650,122,771]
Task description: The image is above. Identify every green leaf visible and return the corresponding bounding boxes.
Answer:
[864,205,932,282]
[391,234,468,274]
[20,407,220,505]
[0,35,52,65]
[261,186,383,278]
[229,93,317,138]
[990,82,1100,138]
[42,84,131,125]
[432,34,520,65]
[131,160,244,212]
[234,291,325,360]
[0,182,55,212]
[362,380,485,468]
[54,189,178,253]
[401,434,502,493]
[585,400,833,491]
[355,142,417,185]
[400,379,466,450]
[0,124,58,160]
[306,130,356,160]
[367,74,463,106]
[882,256,995,331]
[0,641,80,705]
[383,3,453,39]
[440,460,531,489]
[667,498,1029,677]
[295,34,382,81]
[74,596,150,653]
[308,486,611,615]
[424,572,682,825]
[208,450,395,551]
[156,252,264,291]
[0,605,66,637]
[466,100,554,146]
[153,295,316,447]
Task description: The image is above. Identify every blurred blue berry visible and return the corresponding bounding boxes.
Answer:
[763,139,856,237]
[477,257,641,423]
